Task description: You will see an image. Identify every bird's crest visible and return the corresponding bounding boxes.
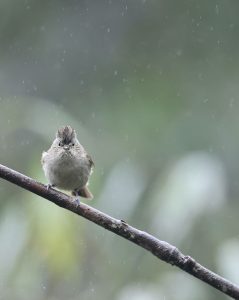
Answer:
[56,126,76,144]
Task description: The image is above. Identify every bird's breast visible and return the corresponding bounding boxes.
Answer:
[43,152,90,190]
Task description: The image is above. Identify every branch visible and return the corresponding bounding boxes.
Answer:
[0,164,238,299]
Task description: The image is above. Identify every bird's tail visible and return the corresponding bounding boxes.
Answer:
[74,186,93,199]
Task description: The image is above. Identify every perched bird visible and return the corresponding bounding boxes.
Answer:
[41,126,94,201]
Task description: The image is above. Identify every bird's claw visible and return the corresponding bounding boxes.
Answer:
[46,184,55,190]
[73,197,80,206]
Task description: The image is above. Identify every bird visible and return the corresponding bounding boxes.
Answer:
[41,125,94,202]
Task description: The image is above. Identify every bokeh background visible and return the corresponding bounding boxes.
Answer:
[0,1,239,299]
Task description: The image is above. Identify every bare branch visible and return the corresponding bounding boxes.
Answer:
[0,163,238,299]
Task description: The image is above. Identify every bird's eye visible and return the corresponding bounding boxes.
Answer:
[59,142,62,146]
[71,143,75,146]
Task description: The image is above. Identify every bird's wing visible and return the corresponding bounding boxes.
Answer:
[41,151,48,165]
[86,153,95,168]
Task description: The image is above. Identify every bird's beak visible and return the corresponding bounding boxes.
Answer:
[63,145,69,151]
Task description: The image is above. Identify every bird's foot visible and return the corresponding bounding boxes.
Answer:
[46,183,55,190]
[73,197,81,206]
[71,190,80,206]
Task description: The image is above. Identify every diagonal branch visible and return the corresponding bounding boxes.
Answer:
[0,163,238,299]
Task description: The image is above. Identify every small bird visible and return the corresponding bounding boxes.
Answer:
[41,125,94,201]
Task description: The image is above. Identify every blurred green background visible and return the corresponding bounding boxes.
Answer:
[0,1,239,299]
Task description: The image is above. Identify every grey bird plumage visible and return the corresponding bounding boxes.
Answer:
[41,126,94,199]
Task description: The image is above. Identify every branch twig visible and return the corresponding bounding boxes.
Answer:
[0,163,238,299]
